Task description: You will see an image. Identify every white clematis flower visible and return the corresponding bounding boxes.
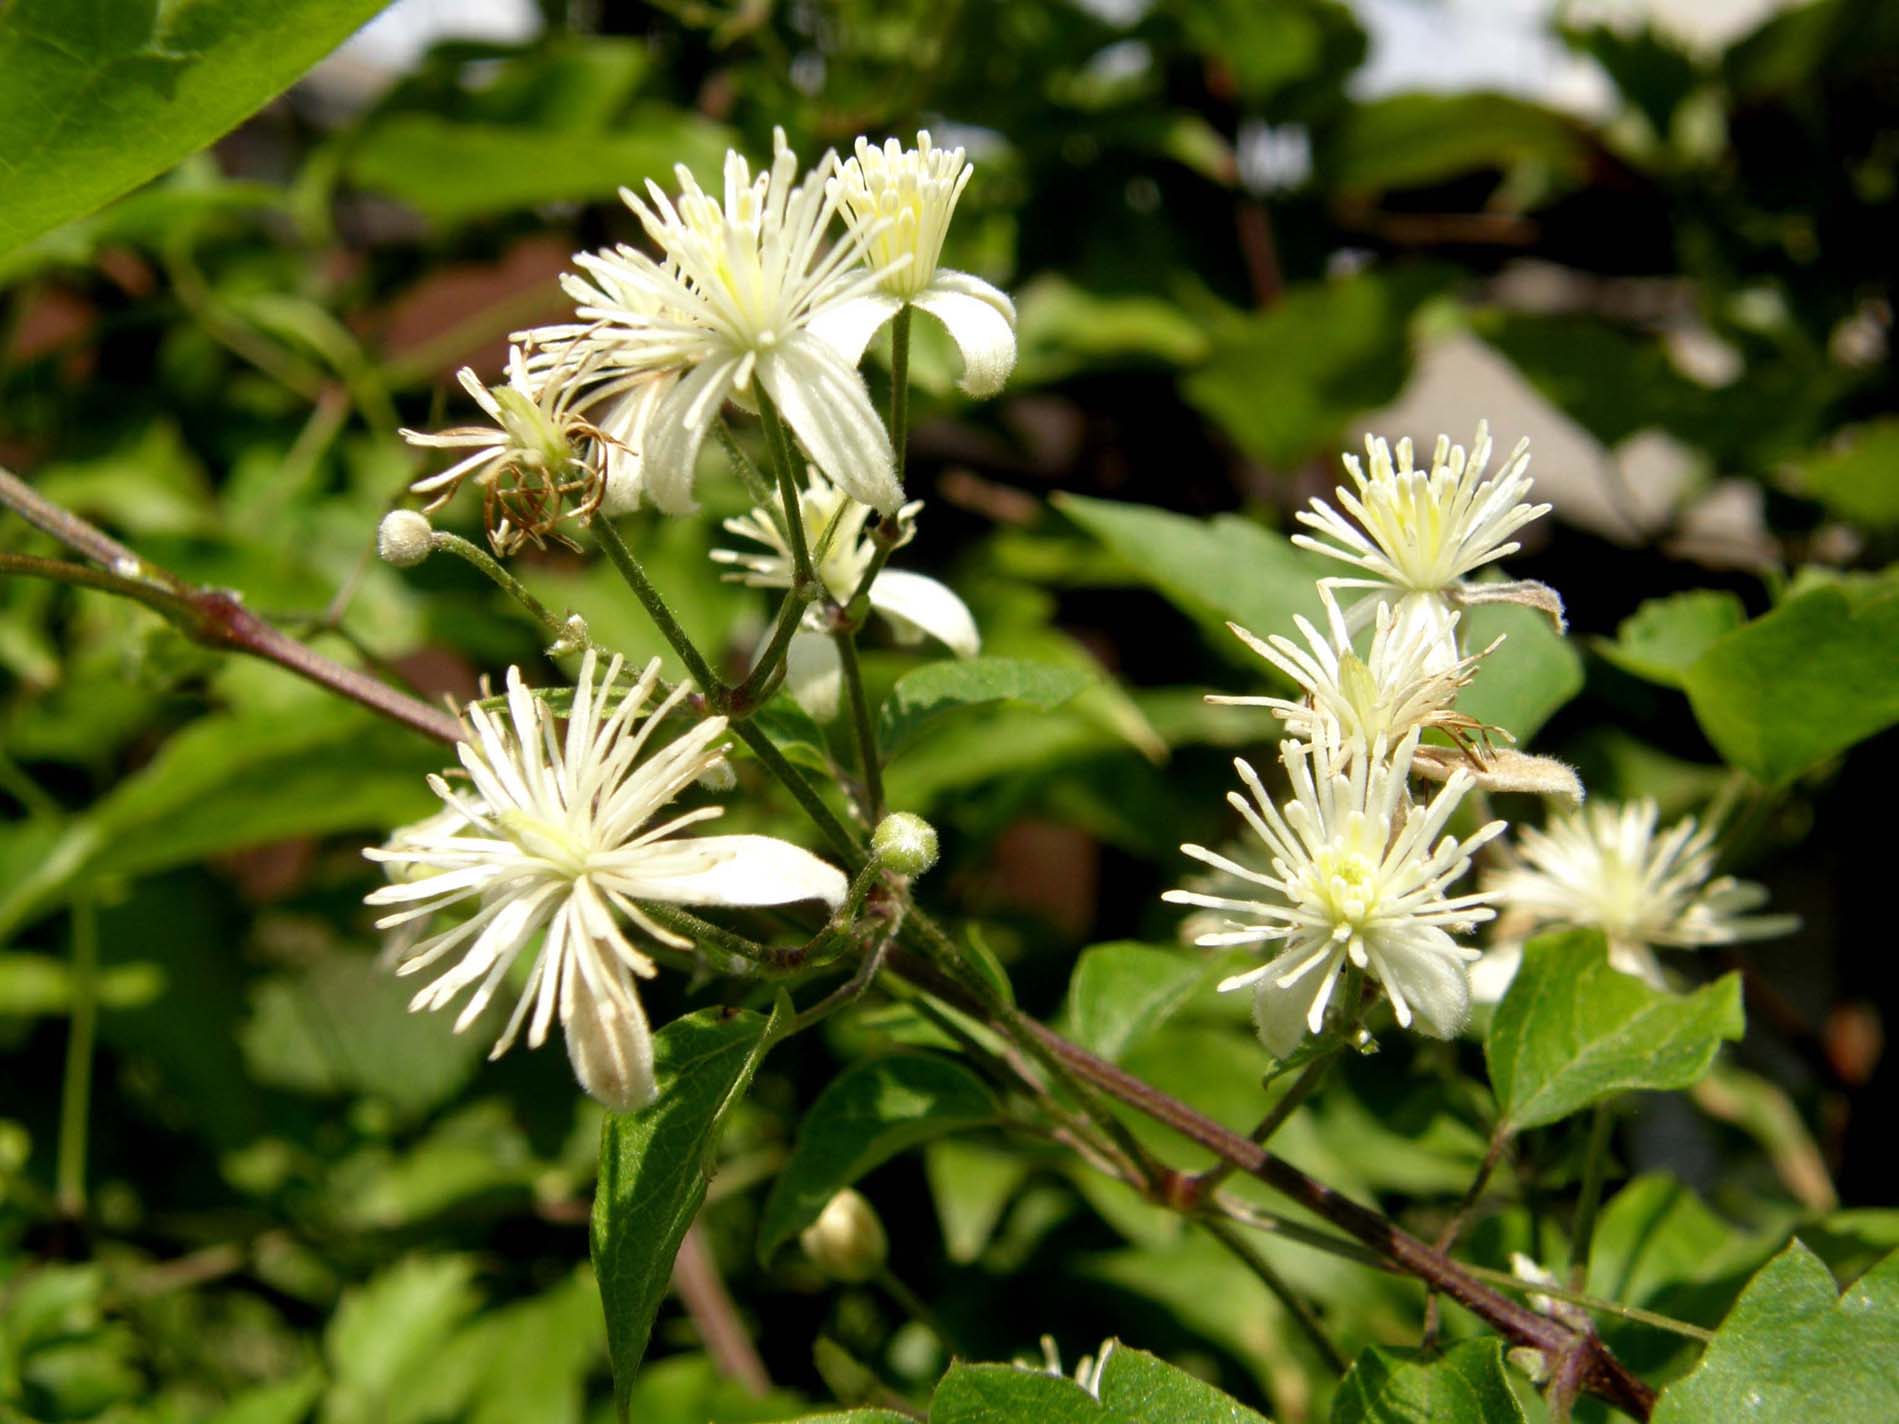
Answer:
[1474,798,1795,998]
[364,651,847,1111]
[1211,584,1501,756]
[1293,423,1555,667]
[815,131,1017,398]
[1165,728,1505,1056]
[545,129,902,516]
[712,469,979,717]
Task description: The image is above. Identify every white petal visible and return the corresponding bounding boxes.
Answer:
[596,376,675,515]
[1379,946,1472,1040]
[914,272,1016,398]
[631,834,849,909]
[868,569,980,656]
[807,292,903,370]
[785,630,842,721]
[566,985,657,1112]
[1251,953,1339,1059]
[757,334,901,513]
[644,357,742,514]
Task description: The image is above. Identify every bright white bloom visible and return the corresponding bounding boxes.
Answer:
[816,131,1017,398]
[1293,423,1554,665]
[1476,798,1794,995]
[713,469,979,716]
[1211,586,1500,755]
[364,651,847,1110]
[1165,729,1504,1056]
[550,129,901,515]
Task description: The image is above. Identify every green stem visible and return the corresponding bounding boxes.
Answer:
[1203,1217,1348,1374]
[591,515,722,695]
[1174,1045,1341,1207]
[728,586,812,714]
[1569,1104,1616,1290]
[833,630,884,824]
[754,393,818,594]
[714,419,778,512]
[730,719,864,864]
[57,899,98,1218]
[431,531,576,647]
[1461,1264,1713,1343]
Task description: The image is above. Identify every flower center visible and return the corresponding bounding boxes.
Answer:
[1334,654,1391,742]
[498,809,591,878]
[492,387,577,474]
[1310,848,1381,928]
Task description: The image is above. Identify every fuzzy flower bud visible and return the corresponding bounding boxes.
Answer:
[872,812,938,877]
[799,1188,888,1283]
[378,510,435,568]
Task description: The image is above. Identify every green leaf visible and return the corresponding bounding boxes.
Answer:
[344,110,734,224]
[1060,942,1205,1062]
[205,1369,326,1424]
[877,657,1092,756]
[1332,1339,1526,1423]
[1790,419,1899,531]
[1095,1343,1273,1423]
[748,694,837,774]
[592,1008,771,1406]
[757,1054,998,1263]
[0,953,165,1017]
[1682,583,1899,783]
[1182,272,1446,468]
[925,1138,1032,1264]
[1599,592,1748,689]
[1653,1243,1899,1423]
[0,0,396,259]
[1055,494,1329,649]
[1485,930,1744,1132]
[1458,602,1583,740]
[323,1257,484,1424]
[930,1363,1134,1424]
[1013,275,1212,385]
[1330,94,1589,194]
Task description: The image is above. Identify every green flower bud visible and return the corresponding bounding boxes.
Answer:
[799,1188,887,1283]
[872,812,938,876]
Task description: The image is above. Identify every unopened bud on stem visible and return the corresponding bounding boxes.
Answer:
[800,1188,888,1282]
[378,510,434,568]
[872,812,938,876]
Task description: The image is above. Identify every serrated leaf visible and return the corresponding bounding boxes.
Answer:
[877,657,1091,756]
[1599,591,1748,689]
[1682,583,1899,784]
[0,0,395,259]
[1458,602,1583,740]
[1332,1339,1526,1423]
[1653,1243,1899,1423]
[1095,1343,1272,1422]
[757,1054,998,1263]
[1060,942,1205,1062]
[592,1008,771,1409]
[1055,494,1329,651]
[1485,930,1744,1132]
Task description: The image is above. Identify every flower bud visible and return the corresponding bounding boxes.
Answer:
[800,1188,887,1283]
[378,510,434,568]
[872,812,938,877]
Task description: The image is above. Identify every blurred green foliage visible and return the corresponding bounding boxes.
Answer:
[3,0,1897,1420]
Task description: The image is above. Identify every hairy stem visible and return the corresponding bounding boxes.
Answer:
[56,900,98,1218]
[591,514,723,696]
[431,531,576,647]
[834,629,884,824]
[889,304,913,491]
[1202,1217,1347,1375]
[1175,1047,1341,1208]
[754,393,817,594]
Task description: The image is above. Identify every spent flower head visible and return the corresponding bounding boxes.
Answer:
[544,129,901,515]
[364,651,847,1110]
[1165,728,1504,1056]
[816,131,1018,398]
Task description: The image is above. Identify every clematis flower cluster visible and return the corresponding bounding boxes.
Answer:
[399,127,1016,548]
[1170,422,1789,1056]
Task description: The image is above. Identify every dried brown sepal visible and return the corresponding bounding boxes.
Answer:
[1454,578,1567,634]
[1412,744,1584,800]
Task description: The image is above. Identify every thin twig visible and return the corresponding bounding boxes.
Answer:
[1202,1217,1347,1374]
[672,1222,771,1397]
